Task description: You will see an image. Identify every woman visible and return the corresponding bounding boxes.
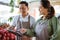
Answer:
[35,0,58,40]
[25,0,58,40]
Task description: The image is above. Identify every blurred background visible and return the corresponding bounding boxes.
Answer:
[0,0,60,24]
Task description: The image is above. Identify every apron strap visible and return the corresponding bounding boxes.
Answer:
[17,15,21,28]
[28,15,31,29]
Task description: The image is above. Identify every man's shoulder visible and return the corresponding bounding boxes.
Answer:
[29,15,35,20]
[13,15,20,19]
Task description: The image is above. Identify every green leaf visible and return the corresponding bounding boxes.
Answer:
[10,7,14,13]
[8,17,13,22]
[10,0,14,13]
[17,0,21,4]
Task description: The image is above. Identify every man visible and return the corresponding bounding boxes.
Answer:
[9,1,35,40]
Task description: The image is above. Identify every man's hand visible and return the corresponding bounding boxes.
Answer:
[20,28,27,34]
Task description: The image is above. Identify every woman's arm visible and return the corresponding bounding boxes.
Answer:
[26,19,41,37]
[50,16,58,40]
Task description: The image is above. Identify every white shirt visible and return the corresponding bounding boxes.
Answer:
[11,14,35,27]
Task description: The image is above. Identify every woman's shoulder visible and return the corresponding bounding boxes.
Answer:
[52,16,57,19]
[49,16,58,21]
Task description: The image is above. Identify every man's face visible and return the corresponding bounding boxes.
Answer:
[19,4,28,14]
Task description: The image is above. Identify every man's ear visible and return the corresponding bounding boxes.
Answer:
[28,7,29,10]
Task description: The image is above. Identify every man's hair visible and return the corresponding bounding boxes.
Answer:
[19,1,28,7]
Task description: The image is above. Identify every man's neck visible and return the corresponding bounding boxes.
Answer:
[22,13,28,18]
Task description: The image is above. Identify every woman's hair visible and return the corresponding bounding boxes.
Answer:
[41,0,55,19]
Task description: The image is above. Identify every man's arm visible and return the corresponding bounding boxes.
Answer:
[7,16,18,30]
[7,26,15,30]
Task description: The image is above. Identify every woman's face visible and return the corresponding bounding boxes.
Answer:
[39,4,48,15]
